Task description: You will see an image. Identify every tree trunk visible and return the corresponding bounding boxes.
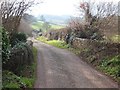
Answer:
[0,1,2,26]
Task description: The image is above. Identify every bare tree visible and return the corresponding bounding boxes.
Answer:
[79,1,118,38]
[1,0,40,33]
[95,2,118,39]
[96,2,118,18]
[67,1,118,40]
[79,1,118,24]
[68,17,84,32]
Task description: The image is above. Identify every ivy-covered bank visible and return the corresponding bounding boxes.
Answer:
[2,27,37,89]
[2,47,37,88]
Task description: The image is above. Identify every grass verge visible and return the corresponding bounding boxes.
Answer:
[98,55,120,82]
[2,71,34,88]
[37,36,69,49]
[37,36,81,54]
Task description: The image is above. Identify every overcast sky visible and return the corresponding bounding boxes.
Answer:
[29,0,119,17]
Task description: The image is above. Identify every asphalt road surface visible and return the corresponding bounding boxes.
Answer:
[33,40,119,88]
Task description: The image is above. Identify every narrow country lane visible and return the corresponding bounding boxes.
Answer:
[33,40,118,88]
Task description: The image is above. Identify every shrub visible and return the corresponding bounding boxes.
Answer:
[4,42,34,74]
[10,32,27,47]
[3,47,37,89]
[64,24,103,45]
[82,25,103,40]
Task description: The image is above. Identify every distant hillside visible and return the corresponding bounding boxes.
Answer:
[23,13,37,23]
[37,15,72,25]
[23,14,83,32]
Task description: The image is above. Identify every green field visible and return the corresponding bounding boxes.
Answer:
[31,21,64,31]
[51,24,64,29]
[31,21,43,30]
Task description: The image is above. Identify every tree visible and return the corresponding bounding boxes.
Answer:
[23,13,37,23]
[40,15,46,22]
[79,1,118,25]
[1,0,40,33]
[80,2,92,24]
[42,22,51,31]
[79,1,118,38]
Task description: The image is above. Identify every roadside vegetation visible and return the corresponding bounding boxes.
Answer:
[1,0,39,89]
[3,54,37,88]
[37,36,69,49]
[2,29,37,88]
[99,55,120,82]
[37,36,81,54]
[37,35,85,56]
[3,71,33,88]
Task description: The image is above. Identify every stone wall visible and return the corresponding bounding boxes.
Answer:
[73,38,119,53]
[72,38,119,65]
